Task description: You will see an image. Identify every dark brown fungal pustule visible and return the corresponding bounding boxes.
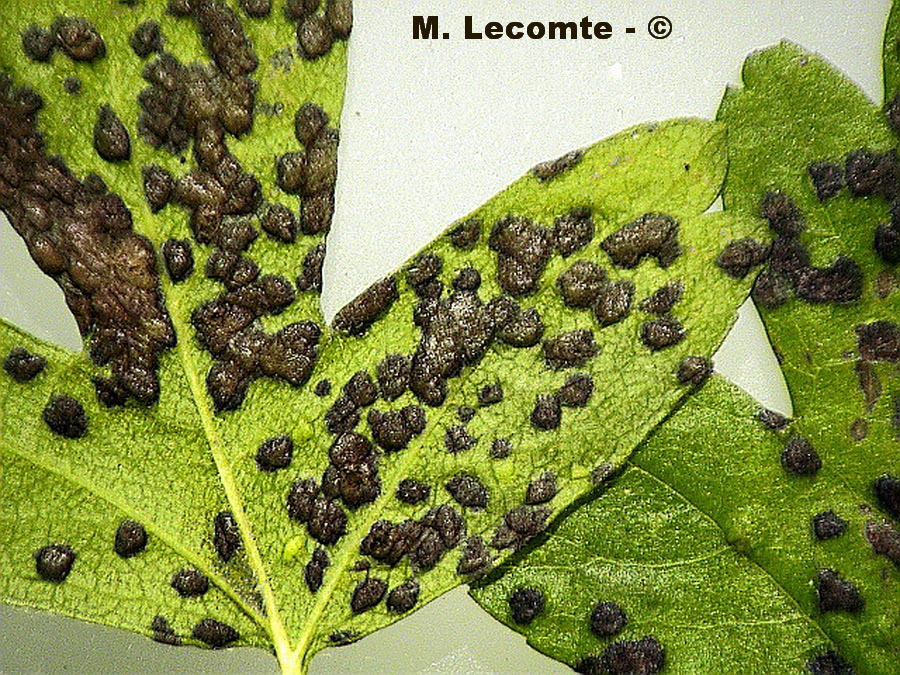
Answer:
[768,237,811,282]
[856,321,900,363]
[874,474,900,520]
[171,568,210,597]
[854,360,881,412]
[328,630,358,646]
[114,519,148,558]
[716,238,770,279]
[93,104,131,162]
[760,190,804,237]
[552,207,594,256]
[806,651,855,675]
[449,217,481,249]
[142,165,175,214]
[213,511,242,562]
[752,269,792,308]
[260,203,297,243]
[845,149,900,198]
[865,520,900,565]
[396,478,431,504]
[489,215,553,296]
[593,279,635,326]
[457,535,492,576]
[368,408,422,452]
[531,394,561,430]
[557,260,607,308]
[640,316,686,351]
[491,438,512,459]
[360,519,425,567]
[256,435,293,471]
[875,220,900,264]
[497,305,545,348]
[849,418,868,442]
[599,637,666,675]
[304,547,329,593]
[457,406,476,423]
[192,619,239,648]
[478,383,503,407]
[286,478,320,523]
[445,425,477,453]
[453,266,481,292]
[3,347,46,382]
[53,16,106,62]
[508,587,545,625]
[445,474,489,509]
[130,20,164,58]
[677,356,713,387]
[239,0,272,18]
[375,354,410,401]
[63,76,81,95]
[531,149,584,182]
[781,436,822,476]
[324,394,359,434]
[0,79,176,406]
[601,213,681,268]
[297,15,335,60]
[151,616,180,646]
[294,102,329,146]
[344,371,378,407]
[306,496,348,545]
[161,239,194,283]
[808,161,845,201]
[491,506,550,549]
[350,577,388,613]
[557,373,594,407]
[816,569,864,613]
[314,379,332,398]
[542,330,599,369]
[323,431,381,508]
[795,255,863,304]
[35,544,76,582]
[386,578,420,613]
[813,511,848,540]
[42,394,88,439]
[302,192,336,238]
[525,471,558,505]
[22,25,55,62]
[297,242,326,293]
[325,0,354,38]
[590,601,628,638]
[333,277,399,335]
[639,280,684,315]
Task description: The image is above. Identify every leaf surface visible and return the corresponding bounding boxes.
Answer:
[0,2,759,672]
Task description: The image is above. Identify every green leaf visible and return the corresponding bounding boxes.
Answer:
[471,24,900,675]
[0,2,758,673]
[471,376,900,674]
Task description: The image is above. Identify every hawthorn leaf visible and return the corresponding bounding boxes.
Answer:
[471,376,900,674]
[0,2,759,674]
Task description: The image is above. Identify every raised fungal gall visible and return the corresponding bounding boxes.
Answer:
[171,568,209,597]
[639,280,684,315]
[491,438,513,459]
[751,270,791,309]
[304,547,329,593]
[142,165,175,213]
[856,321,900,363]
[498,306,545,347]
[781,437,822,476]
[508,587,545,625]
[240,0,272,18]
[716,238,769,279]
[640,317,686,351]
[845,149,899,197]
[552,207,594,257]
[297,243,326,292]
[114,519,148,558]
[297,15,334,60]
[874,474,900,520]
[478,383,503,407]
[35,544,76,582]
[445,424,477,453]
[557,260,607,308]
[63,76,81,95]
[294,102,329,146]
[406,252,443,299]
[492,506,550,549]
[525,471,558,505]
[542,330,598,369]
[351,577,388,613]
[808,162,845,201]
[875,220,900,264]
[151,616,180,646]
[558,373,594,407]
[306,497,348,545]
[345,371,378,406]
[816,569,864,613]
[488,215,553,296]
[865,521,900,565]
[256,435,293,471]
[286,478,320,522]
[22,25,55,62]
[4,347,46,382]
[333,276,399,336]
[396,478,431,504]
[93,105,131,162]
[760,190,803,237]
[531,149,583,182]
[449,217,481,249]
[130,21,164,58]
[161,239,194,283]
[213,511,242,562]
[453,266,481,292]
[531,394,561,431]
[445,474,489,509]
[590,601,627,638]
[192,619,239,648]
[260,203,297,243]
[42,394,87,439]
[601,213,680,268]
[600,637,666,675]
[457,406,476,423]
[53,16,106,62]
[813,511,848,541]
[593,280,635,327]
[386,578,420,613]
[795,256,863,304]
[677,356,713,387]
[457,535,492,576]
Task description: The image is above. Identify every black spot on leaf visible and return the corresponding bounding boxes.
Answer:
[445,474,489,509]
[752,270,792,309]
[557,373,594,407]
[525,471,557,505]
[4,347,46,382]
[171,568,209,597]
[239,0,272,18]
[452,266,481,292]
[557,261,607,309]
[531,394,561,430]
[93,104,131,162]
[478,383,503,407]
[286,478,320,523]
[639,280,684,315]
[294,102,329,146]
[781,437,822,476]
[856,321,900,363]
[449,217,481,249]
[599,637,666,675]
[865,520,900,565]
[491,438,513,459]
[816,569,864,613]
[457,535,492,576]
[875,220,900,264]
[845,149,899,198]
[35,544,75,582]
[716,238,770,279]
[760,190,804,237]
[42,394,87,439]
[590,601,627,638]
[256,435,293,472]
[795,256,863,304]
[192,619,239,648]
[333,277,399,335]
[806,651,855,675]
[492,506,550,550]
[130,21,164,58]
[260,203,297,243]
[53,16,106,62]
[386,578,420,613]
[21,25,55,62]
[543,330,598,369]
[552,207,594,257]
[874,474,900,520]
[151,615,180,645]
[593,280,635,327]
[304,547,329,593]
[640,317,686,351]
[808,162,845,201]
[142,165,175,213]
[531,149,583,182]
[508,587,544,625]
[489,215,553,296]
[161,239,194,283]
[601,213,680,268]
[350,577,387,613]
[307,497,348,545]
[213,511,241,562]
[813,511,848,540]
[396,479,430,505]
[445,424,477,453]
[677,356,713,387]
[757,408,790,431]
[114,519,148,558]
[376,354,410,401]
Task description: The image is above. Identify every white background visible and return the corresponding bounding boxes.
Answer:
[0,1,890,673]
